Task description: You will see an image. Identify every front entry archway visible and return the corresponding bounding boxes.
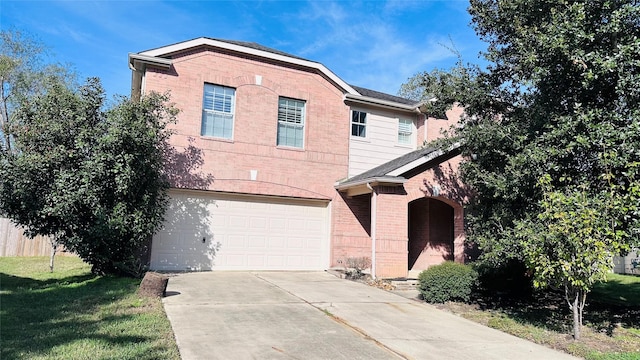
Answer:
[408,197,454,277]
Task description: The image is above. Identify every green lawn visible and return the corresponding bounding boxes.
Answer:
[0,256,180,360]
[439,273,640,360]
[592,273,640,307]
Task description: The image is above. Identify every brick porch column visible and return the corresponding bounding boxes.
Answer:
[373,186,408,278]
[453,206,465,263]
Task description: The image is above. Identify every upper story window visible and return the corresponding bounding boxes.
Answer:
[351,110,367,137]
[201,83,235,139]
[398,118,413,145]
[277,97,305,148]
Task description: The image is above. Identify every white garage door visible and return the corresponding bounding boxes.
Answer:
[150,191,330,271]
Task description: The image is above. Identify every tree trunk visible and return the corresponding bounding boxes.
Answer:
[572,292,581,340]
[565,284,583,340]
[49,240,58,272]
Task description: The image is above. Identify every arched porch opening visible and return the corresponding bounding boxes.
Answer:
[408,197,454,277]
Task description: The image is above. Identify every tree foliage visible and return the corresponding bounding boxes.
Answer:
[398,52,479,120]
[0,76,177,277]
[516,173,638,339]
[464,0,640,257]
[0,29,75,153]
[401,0,640,339]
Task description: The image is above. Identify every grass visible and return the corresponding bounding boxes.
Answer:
[0,256,180,360]
[436,273,640,360]
[592,273,640,307]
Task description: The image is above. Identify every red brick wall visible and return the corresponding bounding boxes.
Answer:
[330,193,372,267]
[373,186,408,278]
[143,48,350,199]
[408,198,454,272]
[424,105,465,143]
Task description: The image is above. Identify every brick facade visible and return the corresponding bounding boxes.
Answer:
[144,48,350,199]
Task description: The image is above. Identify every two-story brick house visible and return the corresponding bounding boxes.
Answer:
[129,37,469,278]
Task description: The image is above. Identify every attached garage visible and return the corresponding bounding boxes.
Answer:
[150,191,330,271]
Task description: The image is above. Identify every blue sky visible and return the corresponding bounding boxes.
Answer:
[1,0,487,99]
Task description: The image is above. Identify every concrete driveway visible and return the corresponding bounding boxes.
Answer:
[162,271,578,360]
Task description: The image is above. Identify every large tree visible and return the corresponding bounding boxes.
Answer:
[1,29,75,153]
[0,75,177,277]
[402,0,640,339]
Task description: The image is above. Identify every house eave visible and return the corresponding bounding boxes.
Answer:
[344,93,422,114]
[128,53,173,71]
[386,143,461,177]
[335,177,407,196]
[136,37,359,95]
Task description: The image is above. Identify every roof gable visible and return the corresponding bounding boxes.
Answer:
[335,144,461,192]
[135,37,358,95]
[130,37,424,112]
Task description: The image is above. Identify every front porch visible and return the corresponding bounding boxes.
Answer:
[332,146,470,278]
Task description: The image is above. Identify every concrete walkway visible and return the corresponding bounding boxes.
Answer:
[162,271,579,360]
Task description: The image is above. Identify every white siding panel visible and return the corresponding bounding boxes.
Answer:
[348,111,417,177]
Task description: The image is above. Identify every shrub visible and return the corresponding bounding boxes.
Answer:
[343,256,371,280]
[418,261,478,303]
[474,259,534,298]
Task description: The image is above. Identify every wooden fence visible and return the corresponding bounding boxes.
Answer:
[0,217,72,257]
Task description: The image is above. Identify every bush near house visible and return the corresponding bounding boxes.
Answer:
[343,256,372,280]
[475,259,534,298]
[418,261,478,303]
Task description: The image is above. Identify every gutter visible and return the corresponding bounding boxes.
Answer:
[344,94,422,114]
[128,54,173,101]
[344,95,438,115]
[367,182,377,279]
[334,176,406,191]
[128,53,173,71]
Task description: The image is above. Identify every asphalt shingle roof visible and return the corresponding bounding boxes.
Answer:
[340,146,440,184]
[212,38,313,62]
[349,85,418,106]
[338,143,462,187]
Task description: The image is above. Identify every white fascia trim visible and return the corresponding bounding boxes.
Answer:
[387,152,441,176]
[128,53,173,70]
[334,177,407,191]
[138,38,359,95]
[387,142,462,177]
[344,93,421,114]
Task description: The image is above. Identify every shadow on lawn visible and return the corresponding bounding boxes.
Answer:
[0,272,151,359]
[473,287,640,336]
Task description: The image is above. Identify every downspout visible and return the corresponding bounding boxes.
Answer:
[367,183,377,279]
[128,62,143,102]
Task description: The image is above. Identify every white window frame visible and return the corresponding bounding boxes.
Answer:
[201,83,235,139]
[397,118,414,145]
[277,97,305,148]
[351,110,367,138]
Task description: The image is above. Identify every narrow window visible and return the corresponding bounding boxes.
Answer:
[277,97,305,148]
[398,118,413,145]
[201,84,235,139]
[351,110,367,137]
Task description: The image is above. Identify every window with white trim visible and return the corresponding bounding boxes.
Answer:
[398,118,413,145]
[351,110,367,137]
[201,83,235,139]
[277,97,305,148]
